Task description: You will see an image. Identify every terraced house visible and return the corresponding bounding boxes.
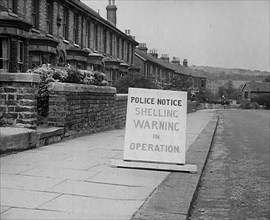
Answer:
[0,0,138,84]
[134,43,206,94]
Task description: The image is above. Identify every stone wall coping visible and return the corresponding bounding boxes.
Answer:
[48,82,116,94]
[116,94,128,100]
[0,72,40,83]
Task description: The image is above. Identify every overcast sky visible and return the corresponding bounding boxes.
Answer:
[81,0,270,71]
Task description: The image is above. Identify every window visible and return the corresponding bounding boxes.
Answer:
[244,91,248,99]
[17,41,24,72]
[201,79,205,87]
[103,29,107,53]
[81,17,84,48]
[131,46,134,64]
[8,0,17,14]
[47,0,53,34]
[86,20,90,48]
[73,13,79,44]
[94,24,98,50]
[121,39,124,60]
[194,78,198,88]
[0,37,9,71]
[63,7,69,40]
[109,33,113,55]
[32,0,39,29]
[127,43,130,62]
[116,37,119,58]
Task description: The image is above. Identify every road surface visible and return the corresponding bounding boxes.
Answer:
[189,109,270,219]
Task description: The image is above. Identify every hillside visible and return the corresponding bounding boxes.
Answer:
[191,66,270,81]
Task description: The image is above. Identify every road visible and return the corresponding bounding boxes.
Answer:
[189,109,270,219]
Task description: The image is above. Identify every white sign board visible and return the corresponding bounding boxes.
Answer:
[123,88,187,164]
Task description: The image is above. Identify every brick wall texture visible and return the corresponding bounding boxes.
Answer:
[47,83,128,137]
[0,82,38,129]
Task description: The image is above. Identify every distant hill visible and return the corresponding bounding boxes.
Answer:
[190,65,270,81]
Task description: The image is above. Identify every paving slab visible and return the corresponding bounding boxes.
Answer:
[39,194,144,219]
[86,169,167,187]
[0,206,11,214]
[48,179,154,200]
[0,188,60,208]
[0,174,64,191]
[0,208,78,220]
[21,166,97,181]
[0,163,37,175]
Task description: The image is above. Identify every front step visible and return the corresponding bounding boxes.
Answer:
[0,127,37,154]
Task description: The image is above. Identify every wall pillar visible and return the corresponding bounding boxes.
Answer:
[0,72,40,129]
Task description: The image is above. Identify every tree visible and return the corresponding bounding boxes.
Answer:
[263,75,270,82]
[114,72,159,93]
[164,75,193,91]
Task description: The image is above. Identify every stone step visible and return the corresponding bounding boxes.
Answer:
[36,127,64,147]
[0,126,64,154]
[0,127,37,154]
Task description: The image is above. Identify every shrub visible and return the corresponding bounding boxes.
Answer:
[239,100,260,109]
[251,94,270,109]
[114,72,160,93]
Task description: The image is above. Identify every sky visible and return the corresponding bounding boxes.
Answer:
[81,0,270,72]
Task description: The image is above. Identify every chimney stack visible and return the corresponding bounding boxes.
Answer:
[137,43,148,53]
[160,54,170,63]
[171,57,180,65]
[183,59,188,67]
[106,0,117,26]
[149,49,158,58]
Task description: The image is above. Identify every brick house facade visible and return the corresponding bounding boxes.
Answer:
[0,0,138,84]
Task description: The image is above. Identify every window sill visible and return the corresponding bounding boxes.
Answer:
[46,33,53,38]
[63,39,70,44]
[74,43,79,48]
[8,12,18,18]
[31,28,40,34]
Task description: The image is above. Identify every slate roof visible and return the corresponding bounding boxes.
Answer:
[135,49,206,79]
[243,81,270,92]
[135,49,175,71]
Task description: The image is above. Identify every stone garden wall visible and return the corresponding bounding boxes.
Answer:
[47,82,128,137]
[0,73,40,129]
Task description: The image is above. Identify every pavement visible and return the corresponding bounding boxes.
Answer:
[0,109,218,220]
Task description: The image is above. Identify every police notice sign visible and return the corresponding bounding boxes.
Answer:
[123,88,187,164]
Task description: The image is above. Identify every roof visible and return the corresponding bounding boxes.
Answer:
[135,49,206,79]
[68,0,138,45]
[135,49,175,71]
[242,81,270,92]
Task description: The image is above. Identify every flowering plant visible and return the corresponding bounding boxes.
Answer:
[27,64,108,123]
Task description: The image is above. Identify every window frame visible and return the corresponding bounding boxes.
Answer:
[0,37,10,71]
[8,0,17,14]
[103,29,107,53]
[46,0,53,34]
[73,13,79,44]
[32,0,39,29]
[17,40,24,72]
[63,7,69,40]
